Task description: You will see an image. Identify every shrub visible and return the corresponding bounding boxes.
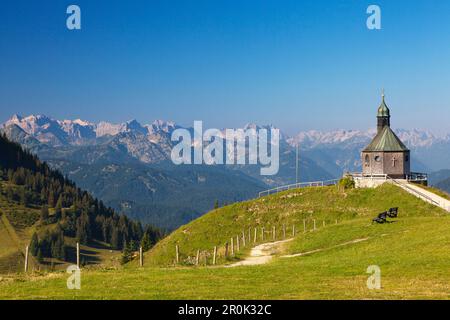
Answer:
[338,176,355,189]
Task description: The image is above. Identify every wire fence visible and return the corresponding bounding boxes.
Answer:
[258,179,339,198]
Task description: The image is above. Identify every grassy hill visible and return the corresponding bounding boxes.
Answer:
[0,134,162,274]
[0,178,41,273]
[144,183,446,266]
[0,213,27,273]
[0,179,123,273]
[1,183,449,299]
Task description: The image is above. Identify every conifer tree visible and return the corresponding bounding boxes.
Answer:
[19,188,28,206]
[121,241,132,264]
[40,205,49,221]
[37,249,43,263]
[55,195,63,218]
[29,232,39,256]
[110,228,119,250]
[48,191,55,207]
[6,186,14,202]
[140,232,152,252]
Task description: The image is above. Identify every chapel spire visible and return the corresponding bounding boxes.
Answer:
[377,90,390,132]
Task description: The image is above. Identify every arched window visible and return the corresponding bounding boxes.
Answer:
[365,154,370,166]
[405,155,409,162]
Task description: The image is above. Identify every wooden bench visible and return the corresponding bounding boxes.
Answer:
[372,211,388,224]
[372,207,399,224]
[387,207,398,218]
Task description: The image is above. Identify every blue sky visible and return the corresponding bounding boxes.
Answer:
[1,0,450,134]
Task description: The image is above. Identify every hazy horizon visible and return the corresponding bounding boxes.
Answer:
[3,112,449,138]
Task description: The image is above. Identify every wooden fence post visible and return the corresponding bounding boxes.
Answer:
[313,220,316,231]
[323,221,326,228]
[225,242,229,258]
[175,245,179,264]
[272,226,276,240]
[76,242,80,269]
[292,225,296,237]
[196,250,200,266]
[283,224,286,239]
[139,246,143,267]
[248,228,251,243]
[242,231,246,247]
[213,246,217,265]
[236,235,240,251]
[231,237,234,256]
[335,219,338,225]
[24,245,29,273]
[254,228,257,243]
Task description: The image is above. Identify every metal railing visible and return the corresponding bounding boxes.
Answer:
[349,173,388,180]
[407,172,428,182]
[258,179,339,198]
[387,176,440,206]
[256,172,448,212]
[350,171,428,182]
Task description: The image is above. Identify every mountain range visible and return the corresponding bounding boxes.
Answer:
[2,114,450,229]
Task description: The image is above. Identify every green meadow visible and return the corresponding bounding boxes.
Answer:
[1,183,450,299]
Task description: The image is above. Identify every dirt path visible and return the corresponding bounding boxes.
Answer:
[402,182,450,212]
[226,236,370,267]
[281,237,369,258]
[226,238,294,267]
[0,213,22,252]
